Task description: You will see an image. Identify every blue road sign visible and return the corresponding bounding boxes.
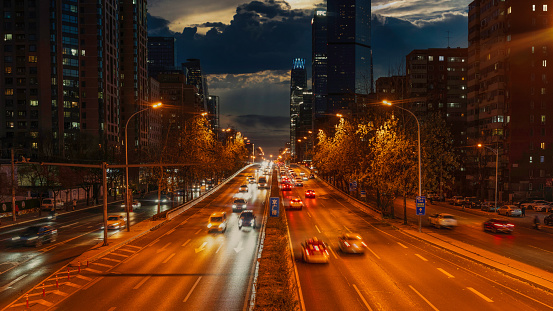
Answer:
[270,197,280,217]
[360,190,366,198]
[416,196,426,215]
[349,181,357,192]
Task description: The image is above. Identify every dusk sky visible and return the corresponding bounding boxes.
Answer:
[147,0,470,156]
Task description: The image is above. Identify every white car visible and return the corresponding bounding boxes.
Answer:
[239,185,248,192]
[106,215,126,230]
[429,213,458,229]
[338,233,367,253]
[121,200,141,209]
[41,198,65,211]
[497,205,522,217]
[520,200,548,210]
[534,203,552,212]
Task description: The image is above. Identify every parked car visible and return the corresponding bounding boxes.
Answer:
[533,203,552,212]
[450,196,464,206]
[207,212,227,233]
[428,213,458,229]
[480,202,499,212]
[238,210,256,230]
[12,225,58,247]
[483,219,514,233]
[462,197,481,209]
[544,214,553,226]
[338,233,366,254]
[497,205,522,217]
[41,198,64,211]
[520,199,548,210]
[301,237,329,263]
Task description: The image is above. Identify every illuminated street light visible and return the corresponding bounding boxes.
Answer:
[125,102,162,231]
[478,143,499,210]
[336,113,343,118]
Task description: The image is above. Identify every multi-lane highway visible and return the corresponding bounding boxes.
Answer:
[0,193,188,309]
[284,166,553,311]
[2,166,269,310]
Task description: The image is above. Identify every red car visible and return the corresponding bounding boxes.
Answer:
[281,183,292,191]
[305,190,316,198]
[483,219,514,233]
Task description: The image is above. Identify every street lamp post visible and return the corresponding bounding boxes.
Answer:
[383,100,422,232]
[478,144,498,209]
[124,102,161,231]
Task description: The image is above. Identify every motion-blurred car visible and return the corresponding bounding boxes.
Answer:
[301,237,329,263]
[106,215,126,230]
[41,198,64,211]
[248,177,256,184]
[428,213,458,229]
[483,219,514,233]
[232,198,248,212]
[309,174,315,179]
[238,210,256,230]
[12,225,58,247]
[338,233,367,253]
[207,212,227,233]
[544,214,553,226]
[295,180,304,187]
[305,190,316,198]
[239,184,249,192]
[155,195,171,203]
[121,200,141,209]
[462,197,481,209]
[289,197,303,209]
[281,183,292,191]
[451,196,464,206]
[497,205,522,217]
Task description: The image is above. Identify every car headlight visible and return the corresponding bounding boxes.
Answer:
[12,236,20,241]
[28,236,37,240]
[232,204,237,208]
[207,223,212,228]
[239,220,243,225]
[242,204,247,208]
[218,223,224,228]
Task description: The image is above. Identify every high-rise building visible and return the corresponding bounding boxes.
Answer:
[296,90,313,163]
[467,1,553,201]
[406,48,468,148]
[375,76,406,102]
[290,58,307,160]
[326,0,372,115]
[147,36,177,78]
[207,95,219,136]
[183,59,209,112]
[312,9,328,118]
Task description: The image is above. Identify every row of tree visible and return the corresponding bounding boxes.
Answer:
[312,109,459,218]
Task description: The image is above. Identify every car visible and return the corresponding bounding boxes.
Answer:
[106,215,126,230]
[121,200,141,209]
[295,180,304,187]
[238,210,256,229]
[309,174,315,179]
[462,197,481,209]
[12,225,58,247]
[232,198,247,212]
[428,213,458,229]
[299,172,305,176]
[451,196,464,206]
[41,198,64,211]
[483,218,514,233]
[533,203,551,212]
[305,189,316,198]
[248,177,256,184]
[544,214,553,226]
[301,237,329,263]
[497,205,522,217]
[289,197,303,209]
[520,199,548,210]
[338,233,367,253]
[480,202,499,212]
[281,183,292,191]
[302,176,308,181]
[208,212,227,233]
[155,195,171,203]
[257,177,268,189]
[239,184,249,192]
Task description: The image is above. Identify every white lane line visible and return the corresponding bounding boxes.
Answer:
[126,245,141,249]
[328,246,338,259]
[181,239,191,247]
[162,253,176,264]
[315,225,321,233]
[107,307,116,311]
[397,242,408,249]
[0,274,28,292]
[352,284,374,311]
[529,245,553,254]
[366,246,381,260]
[183,276,203,302]
[415,254,428,262]
[133,276,152,290]
[409,285,439,311]
[60,222,79,228]
[156,242,172,253]
[343,225,352,233]
[216,242,224,253]
[307,212,312,218]
[90,262,112,268]
[149,239,160,247]
[194,229,202,234]
[467,287,493,302]
[437,268,455,278]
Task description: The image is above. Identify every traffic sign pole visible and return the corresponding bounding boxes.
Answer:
[416,196,426,232]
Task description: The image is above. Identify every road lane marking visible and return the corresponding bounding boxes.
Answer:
[102,257,122,263]
[107,307,116,311]
[149,239,160,247]
[194,229,202,234]
[327,246,338,259]
[343,225,352,233]
[195,242,207,253]
[415,254,428,261]
[529,245,553,254]
[162,253,176,264]
[352,284,374,311]
[118,248,136,254]
[315,225,321,233]
[179,219,188,226]
[216,242,224,253]
[110,253,130,258]
[156,242,172,253]
[437,268,455,278]
[467,287,493,302]
[133,276,151,290]
[234,241,244,253]
[126,245,141,249]
[60,222,79,228]
[0,274,27,292]
[181,239,191,247]
[164,228,176,236]
[183,276,202,302]
[85,268,103,274]
[307,212,312,218]
[409,285,439,311]
[90,262,112,268]
[397,242,408,249]
[366,246,381,260]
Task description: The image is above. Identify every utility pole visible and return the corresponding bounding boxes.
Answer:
[11,149,16,222]
[102,162,108,245]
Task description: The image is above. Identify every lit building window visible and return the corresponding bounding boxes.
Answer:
[6,122,14,128]
[28,56,38,63]
[4,34,12,41]
[530,156,533,163]
[30,100,38,106]
[31,142,38,149]
[532,46,535,54]
[541,142,546,149]
[439,56,444,61]
[541,156,545,163]
[5,89,13,95]
[543,60,547,67]
[5,66,12,74]
[544,5,548,11]
[533,5,536,11]
[507,7,511,14]
[542,115,546,123]
[541,88,547,95]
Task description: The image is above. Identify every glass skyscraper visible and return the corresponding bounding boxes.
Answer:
[290,58,307,159]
